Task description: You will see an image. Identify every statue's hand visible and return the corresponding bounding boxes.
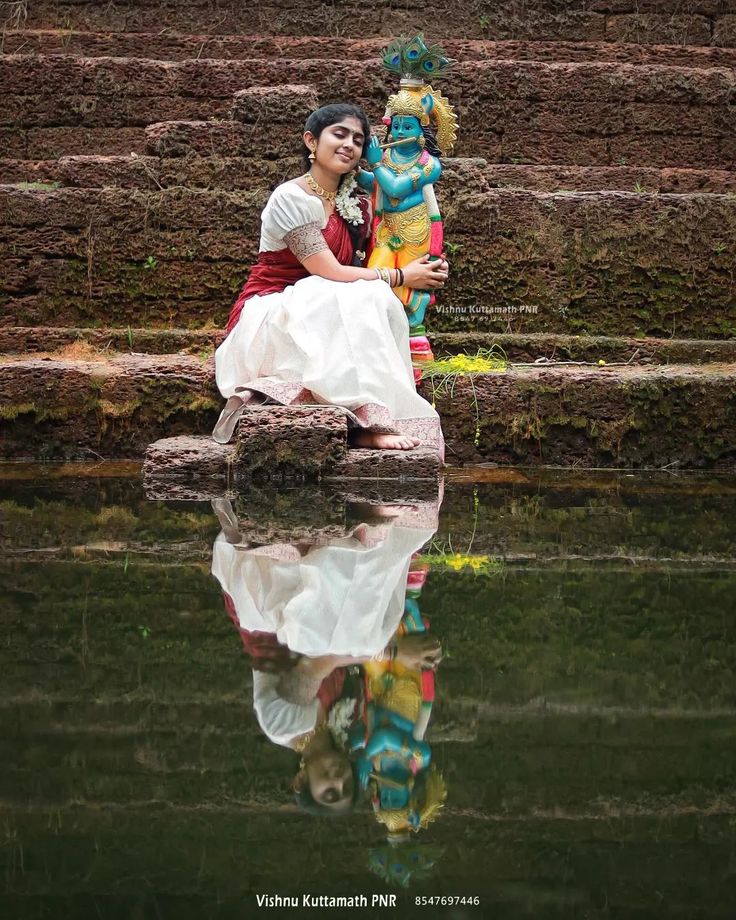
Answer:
[365,136,383,167]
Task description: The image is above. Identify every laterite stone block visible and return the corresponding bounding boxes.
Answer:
[234,405,348,478]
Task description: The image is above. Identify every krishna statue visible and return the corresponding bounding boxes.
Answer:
[358,35,458,376]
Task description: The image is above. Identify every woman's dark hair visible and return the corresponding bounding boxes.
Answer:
[293,667,363,816]
[301,103,371,169]
[294,759,361,817]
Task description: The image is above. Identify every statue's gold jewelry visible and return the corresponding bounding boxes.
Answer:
[386,148,424,174]
[418,136,426,149]
[304,172,337,203]
[386,88,428,125]
[376,204,430,248]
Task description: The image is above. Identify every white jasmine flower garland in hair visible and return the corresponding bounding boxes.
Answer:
[327,696,357,747]
[336,172,364,225]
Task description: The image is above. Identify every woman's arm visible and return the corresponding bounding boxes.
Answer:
[302,247,388,283]
[282,220,449,288]
[282,222,376,282]
[302,248,448,290]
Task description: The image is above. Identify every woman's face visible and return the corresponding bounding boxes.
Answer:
[309,116,366,174]
[305,749,354,811]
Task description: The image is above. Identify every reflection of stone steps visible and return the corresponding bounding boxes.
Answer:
[0,804,731,913]
[3,531,735,710]
[5,472,736,562]
[3,466,735,889]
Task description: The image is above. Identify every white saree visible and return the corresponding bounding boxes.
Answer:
[213,182,443,453]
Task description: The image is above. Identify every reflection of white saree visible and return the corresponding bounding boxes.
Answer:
[211,519,436,747]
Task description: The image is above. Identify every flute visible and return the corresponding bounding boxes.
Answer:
[376,136,417,150]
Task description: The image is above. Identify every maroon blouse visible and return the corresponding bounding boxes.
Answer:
[226,212,356,334]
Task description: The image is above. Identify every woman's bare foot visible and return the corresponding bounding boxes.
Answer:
[351,431,421,450]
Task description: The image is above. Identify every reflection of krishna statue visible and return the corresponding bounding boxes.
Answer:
[350,555,447,888]
[358,35,458,374]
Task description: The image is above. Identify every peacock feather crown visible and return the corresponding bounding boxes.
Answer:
[381,34,452,82]
[380,34,458,156]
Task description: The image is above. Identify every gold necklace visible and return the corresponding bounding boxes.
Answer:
[387,148,423,174]
[304,172,337,203]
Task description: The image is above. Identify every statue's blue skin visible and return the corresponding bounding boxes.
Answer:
[358,115,441,212]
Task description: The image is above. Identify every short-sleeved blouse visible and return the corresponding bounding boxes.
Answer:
[259,182,327,253]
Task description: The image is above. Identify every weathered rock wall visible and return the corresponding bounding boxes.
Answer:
[3,185,735,338]
[3,55,734,165]
[13,0,736,45]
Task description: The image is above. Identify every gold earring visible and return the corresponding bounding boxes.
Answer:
[418,136,426,149]
[308,149,316,162]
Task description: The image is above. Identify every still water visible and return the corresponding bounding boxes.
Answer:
[1,468,735,918]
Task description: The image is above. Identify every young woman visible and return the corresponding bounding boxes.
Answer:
[212,104,448,453]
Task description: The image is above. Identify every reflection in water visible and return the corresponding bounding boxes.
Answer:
[3,471,736,913]
[210,491,447,884]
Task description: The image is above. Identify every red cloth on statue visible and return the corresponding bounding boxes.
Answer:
[226,212,355,334]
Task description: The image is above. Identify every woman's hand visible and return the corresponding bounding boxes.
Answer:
[402,254,450,291]
[395,634,443,670]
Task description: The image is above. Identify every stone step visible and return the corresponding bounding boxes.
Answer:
[143,433,442,484]
[2,353,735,468]
[5,32,736,66]
[2,55,734,165]
[16,0,736,45]
[434,361,736,468]
[5,326,736,366]
[2,185,734,339]
[0,353,219,460]
[4,154,736,195]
